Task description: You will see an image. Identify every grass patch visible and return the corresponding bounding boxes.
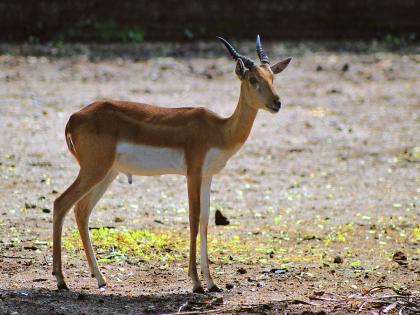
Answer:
[63,226,289,265]
[64,227,186,263]
[62,216,419,271]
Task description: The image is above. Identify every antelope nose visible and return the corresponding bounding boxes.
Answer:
[273,99,281,109]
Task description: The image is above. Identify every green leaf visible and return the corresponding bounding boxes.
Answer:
[350,260,361,269]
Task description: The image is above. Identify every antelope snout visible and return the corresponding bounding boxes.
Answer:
[273,99,281,110]
[267,98,281,113]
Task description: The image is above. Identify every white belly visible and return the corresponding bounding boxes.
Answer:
[115,142,241,177]
[115,142,186,176]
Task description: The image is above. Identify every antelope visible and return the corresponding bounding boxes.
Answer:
[52,35,292,293]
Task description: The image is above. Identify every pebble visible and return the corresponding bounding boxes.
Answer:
[237,267,247,274]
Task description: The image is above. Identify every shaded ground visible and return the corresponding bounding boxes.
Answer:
[0,42,419,314]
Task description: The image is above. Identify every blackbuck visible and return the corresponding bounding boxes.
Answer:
[53,35,292,293]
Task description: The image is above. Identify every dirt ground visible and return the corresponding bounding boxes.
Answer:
[0,42,419,314]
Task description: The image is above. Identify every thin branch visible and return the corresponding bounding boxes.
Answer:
[273,299,318,306]
[310,285,419,315]
[170,300,315,315]
[0,255,34,259]
[89,226,116,230]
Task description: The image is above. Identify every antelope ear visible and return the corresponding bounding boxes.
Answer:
[271,57,292,74]
[235,59,246,80]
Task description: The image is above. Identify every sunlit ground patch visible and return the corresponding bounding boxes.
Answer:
[63,227,186,263]
[62,214,419,273]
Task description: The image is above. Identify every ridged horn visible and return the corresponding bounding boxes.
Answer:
[256,34,269,64]
[217,36,255,69]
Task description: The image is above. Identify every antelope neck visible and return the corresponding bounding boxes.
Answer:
[223,86,258,146]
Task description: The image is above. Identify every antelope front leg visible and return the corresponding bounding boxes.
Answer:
[200,176,220,292]
[187,173,204,294]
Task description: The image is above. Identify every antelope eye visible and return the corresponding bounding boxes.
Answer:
[249,77,258,85]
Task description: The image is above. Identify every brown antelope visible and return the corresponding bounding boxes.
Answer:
[53,35,291,293]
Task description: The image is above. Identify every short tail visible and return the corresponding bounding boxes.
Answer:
[65,118,77,157]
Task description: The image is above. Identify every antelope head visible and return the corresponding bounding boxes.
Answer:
[218,35,292,113]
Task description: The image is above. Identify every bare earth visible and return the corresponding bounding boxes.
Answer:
[0,43,419,314]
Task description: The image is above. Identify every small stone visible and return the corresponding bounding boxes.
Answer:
[237,267,247,274]
[271,268,287,274]
[225,283,234,290]
[333,256,343,264]
[42,208,51,213]
[24,245,38,251]
[215,209,230,226]
[392,251,408,265]
[25,202,36,209]
[114,216,124,223]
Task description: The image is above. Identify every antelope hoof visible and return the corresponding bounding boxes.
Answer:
[98,278,107,289]
[208,285,223,292]
[57,282,69,291]
[96,273,107,288]
[193,286,205,294]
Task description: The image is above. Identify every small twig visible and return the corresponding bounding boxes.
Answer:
[170,300,315,315]
[89,226,116,230]
[177,302,189,313]
[382,301,400,313]
[367,285,407,296]
[169,306,228,315]
[379,294,407,299]
[349,298,400,304]
[0,255,34,260]
[273,299,318,306]
[398,306,406,315]
[356,301,368,313]
[309,296,341,302]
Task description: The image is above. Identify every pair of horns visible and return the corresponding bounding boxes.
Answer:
[217,35,269,69]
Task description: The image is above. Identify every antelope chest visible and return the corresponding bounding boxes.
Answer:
[202,146,241,176]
